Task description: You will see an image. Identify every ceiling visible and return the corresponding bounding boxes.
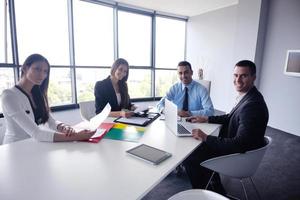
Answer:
[115,0,238,17]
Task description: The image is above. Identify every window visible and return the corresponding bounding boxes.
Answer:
[127,69,151,98]
[155,17,186,68]
[14,0,70,64]
[0,0,14,113]
[0,67,15,112]
[15,0,72,106]
[0,1,187,112]
[0,0,12,63]
[118,11,152,66]
[73,0,114,66]
[76,68,110,102]
[48,68,72,106]
[155,69,178,97]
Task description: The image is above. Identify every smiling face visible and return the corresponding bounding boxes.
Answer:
[233,66,256,94]
[178,65,193,85]
[23,61,49,86]
[113,64,128,81]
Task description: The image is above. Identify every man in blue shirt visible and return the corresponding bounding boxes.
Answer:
[157,61,214,117]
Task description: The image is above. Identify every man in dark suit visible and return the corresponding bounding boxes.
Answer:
[183,60,269,194]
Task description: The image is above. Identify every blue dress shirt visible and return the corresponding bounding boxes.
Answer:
[157,80,214,116]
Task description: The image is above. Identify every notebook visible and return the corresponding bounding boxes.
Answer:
[164,99,194,137]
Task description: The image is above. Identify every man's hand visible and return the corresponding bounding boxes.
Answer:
[178,110,191,117]
[186,116,208,123]
[192,129,207,141]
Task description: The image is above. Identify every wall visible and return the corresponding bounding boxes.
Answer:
[259,0,300,136]
[187,0,300,136]
[187,0,264,113]
[186,5,238,112]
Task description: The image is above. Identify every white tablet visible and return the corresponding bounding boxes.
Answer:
[126,144,172,165]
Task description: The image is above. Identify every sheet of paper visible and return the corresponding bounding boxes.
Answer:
[89,103,111,130]
[91,129,106,138]
[116,117,149,125]
[134,105,149,113]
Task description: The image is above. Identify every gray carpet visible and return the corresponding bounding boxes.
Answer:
[142,127,300,200]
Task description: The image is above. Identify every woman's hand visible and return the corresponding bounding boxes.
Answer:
[54,129,96,142]
[186,116,208,123]
[57,123,76,136]
[76,129,97,140]
[120,110,134,118]
[130,105,137,111]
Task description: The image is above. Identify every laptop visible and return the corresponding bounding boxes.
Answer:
[164,99,194,137]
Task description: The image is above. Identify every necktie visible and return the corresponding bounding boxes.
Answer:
[182,87,189,111]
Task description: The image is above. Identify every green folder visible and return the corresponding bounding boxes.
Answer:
[104,123,145,142]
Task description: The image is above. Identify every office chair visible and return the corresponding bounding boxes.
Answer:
[197,79,211,94]
[200,136,272,200]
[79,100,96,121]
[168,189,229,200]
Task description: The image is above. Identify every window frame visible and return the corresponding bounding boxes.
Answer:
[0,0,188,115]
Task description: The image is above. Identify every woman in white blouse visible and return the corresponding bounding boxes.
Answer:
[1,54,95,144]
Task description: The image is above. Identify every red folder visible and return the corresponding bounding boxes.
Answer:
[88,122,115,143]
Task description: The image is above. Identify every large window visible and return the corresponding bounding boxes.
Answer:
[76,68,110,102]
[154,17,186,96]
[73,0,114,66]
[0,0,12,63]
[15,0,72,106]
[15,0,70,64]
[0,68,14,112]
[155,69,178,97]
[155,17,186,68]
[0,0,187,111]
[118,11,152,66]
[0,0,14,113]
[127,69,151,98]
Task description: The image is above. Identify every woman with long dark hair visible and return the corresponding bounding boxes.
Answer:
[94,58,135,118]
[1,54,95,144]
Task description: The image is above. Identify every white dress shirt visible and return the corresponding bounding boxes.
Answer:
[1,86,60,144]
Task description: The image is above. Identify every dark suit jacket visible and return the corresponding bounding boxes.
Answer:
[94,76,132,114]
[206,86,269,154]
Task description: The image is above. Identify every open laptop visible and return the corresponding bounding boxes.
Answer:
[164,99,194,137]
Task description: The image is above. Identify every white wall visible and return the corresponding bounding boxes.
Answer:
[186,0,263,113]
[186,5,238,112]
[186,0,300,136]
[259,0,300,136]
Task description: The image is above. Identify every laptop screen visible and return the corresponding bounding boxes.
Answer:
[164,99,178,134]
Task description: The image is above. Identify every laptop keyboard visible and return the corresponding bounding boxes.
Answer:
[177,124,191,135]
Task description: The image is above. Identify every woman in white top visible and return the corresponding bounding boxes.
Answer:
[1,54,95,144]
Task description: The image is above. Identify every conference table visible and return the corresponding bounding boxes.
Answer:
[0,117,220,200]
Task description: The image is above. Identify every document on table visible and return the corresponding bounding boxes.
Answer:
[74,103,111,130]
[115,117,150,125]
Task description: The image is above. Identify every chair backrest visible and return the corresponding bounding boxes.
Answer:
[200,136,272,178]
[168,189,229,200]
[197,80,211,94]
[79,100,96,121]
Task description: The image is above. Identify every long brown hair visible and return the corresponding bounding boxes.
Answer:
[110,58,131,109]
[21,54,50,124]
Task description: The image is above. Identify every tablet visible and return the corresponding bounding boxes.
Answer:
[126,144,172,165]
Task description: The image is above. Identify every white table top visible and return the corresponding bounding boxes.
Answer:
[0,118,220,200]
